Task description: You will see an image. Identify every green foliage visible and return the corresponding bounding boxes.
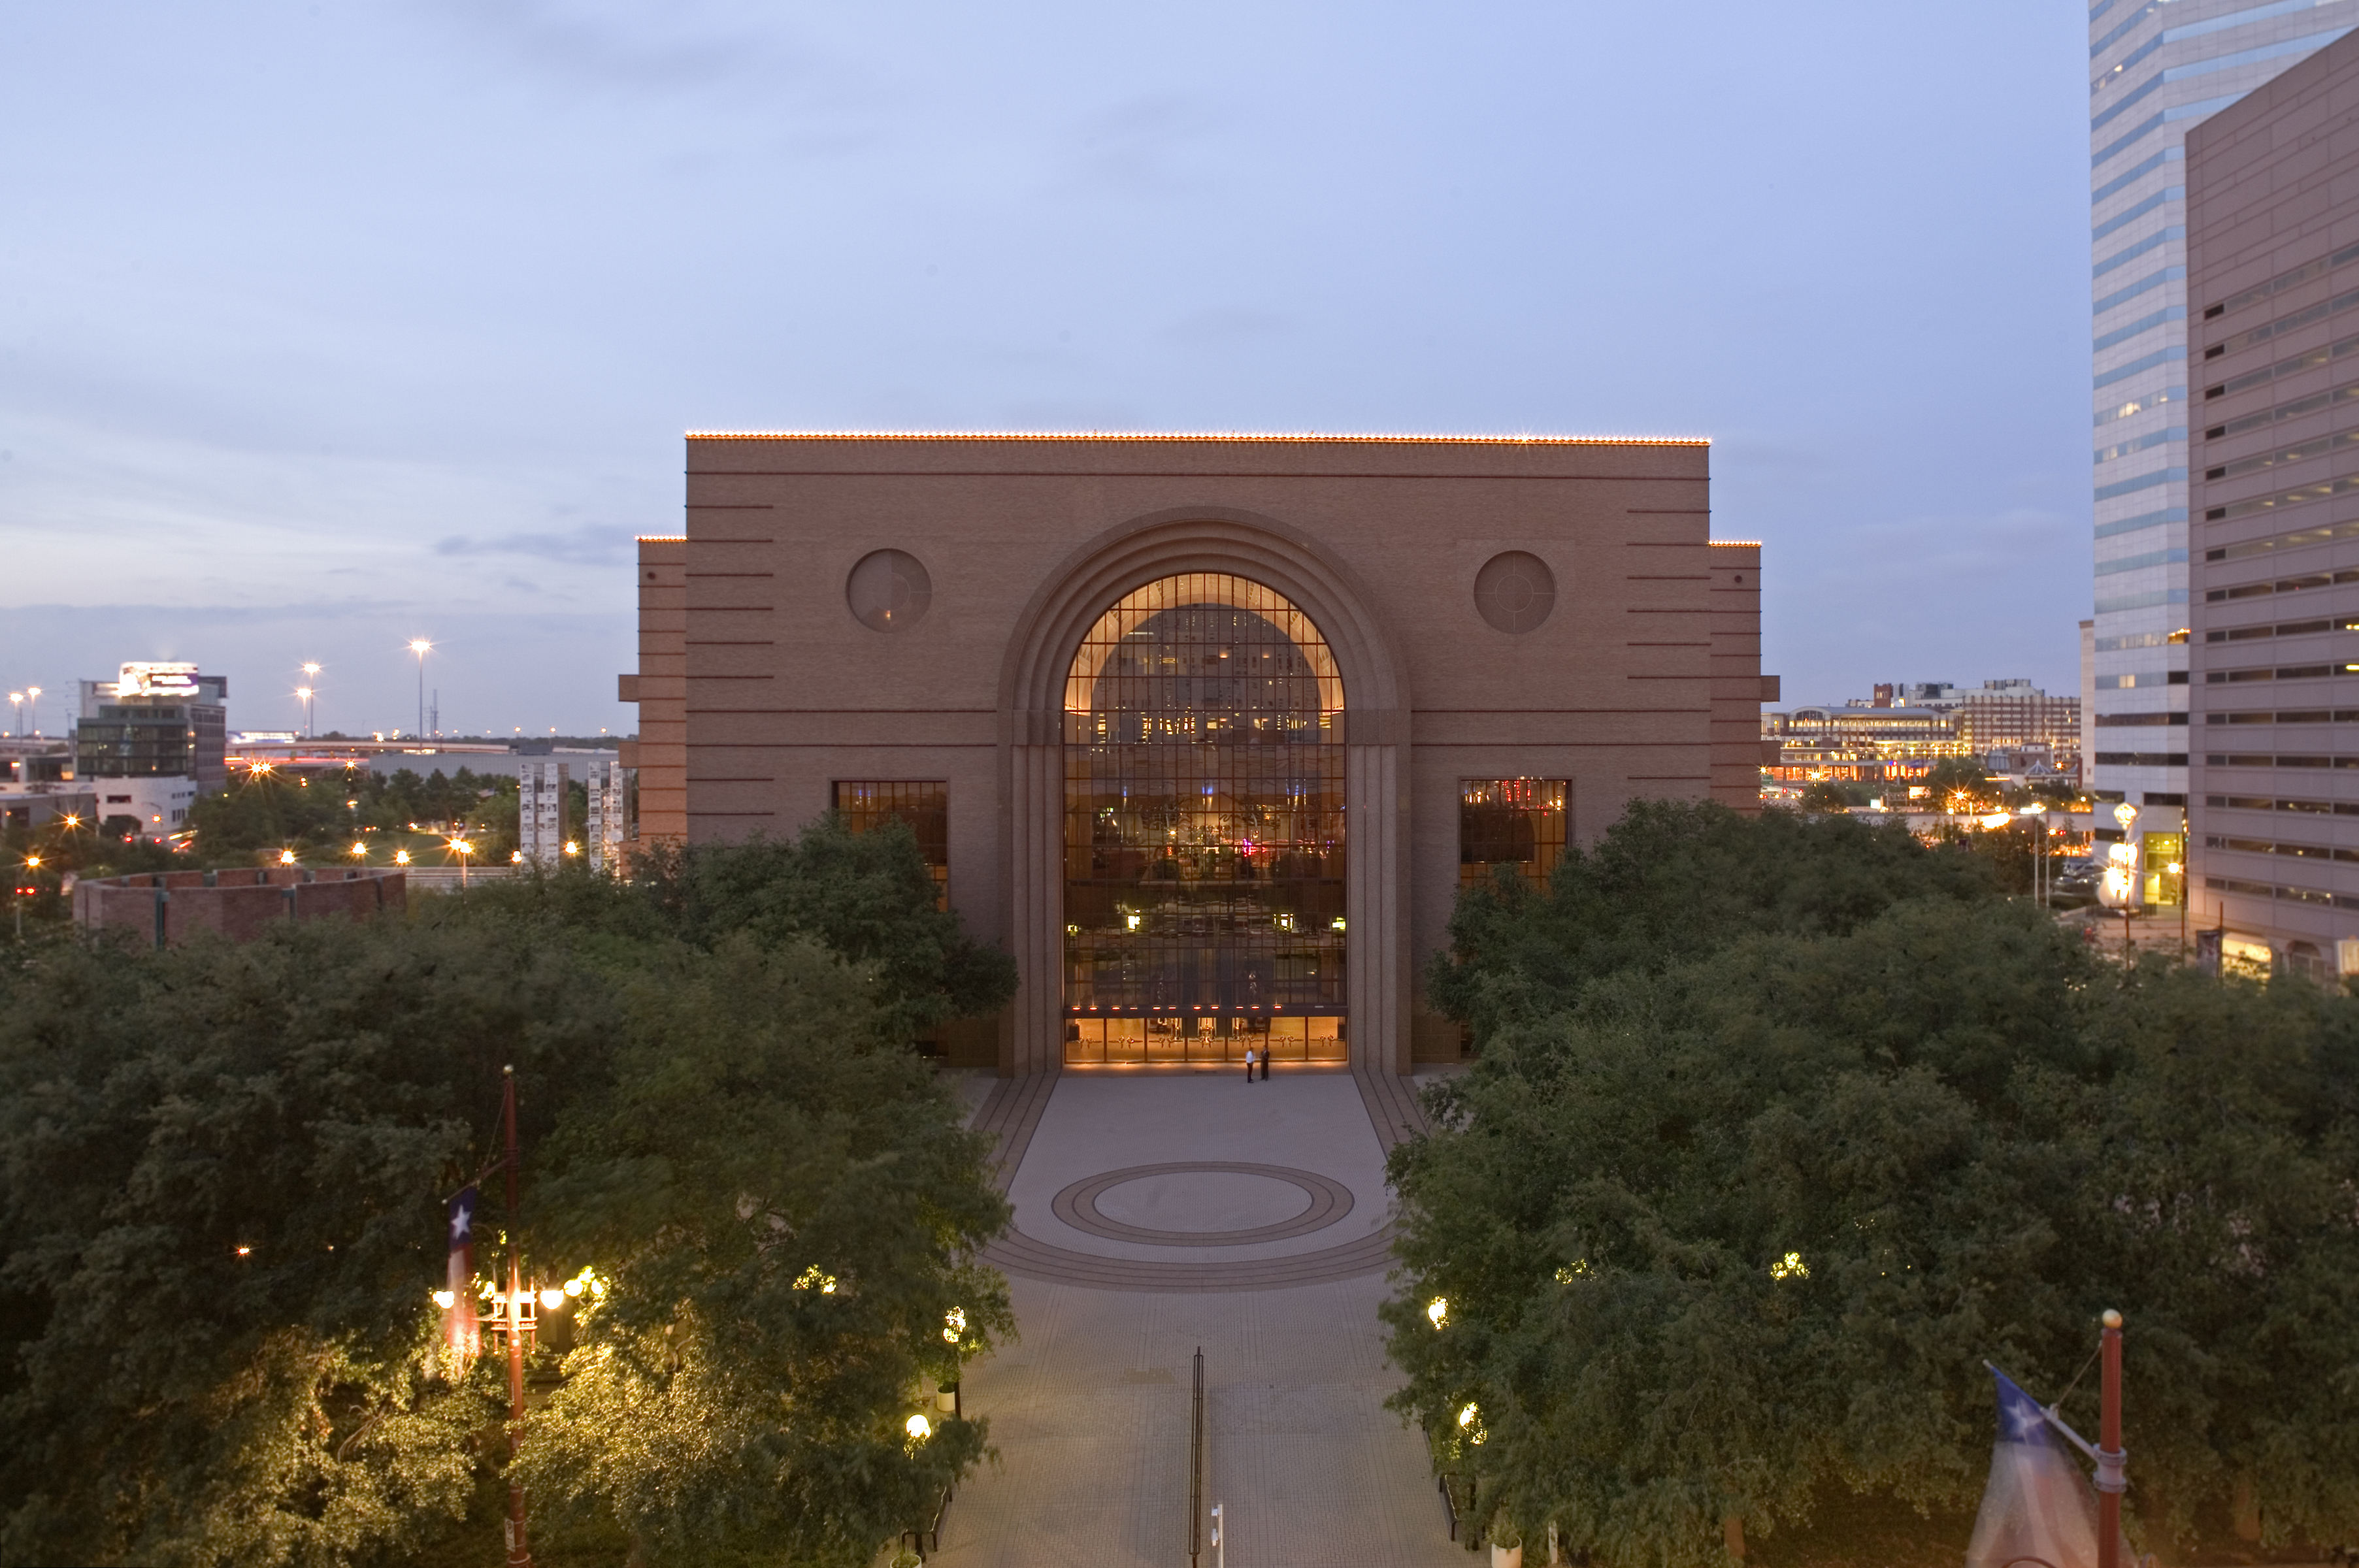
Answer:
[1796,780,1860,813]
[1919,757,1994,806]
[0,822,1019,1567]
[0,915,602,1565]
[467,816,1018,1040]
[1425,800,1995,1047]
[183,764,519,866]
[516,936,1010,1566]
[1394,803,2359,1566]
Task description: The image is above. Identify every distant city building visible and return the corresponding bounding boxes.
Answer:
[74,662,229,838]
[585,760,635,874]
[1,738,73,789]
[2088,0,2359,824]
[518,761,569,866]
[2185,29,2359,978]
[1763,679,2081,786]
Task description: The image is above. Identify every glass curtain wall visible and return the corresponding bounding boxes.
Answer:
[1063,574,1347,1066]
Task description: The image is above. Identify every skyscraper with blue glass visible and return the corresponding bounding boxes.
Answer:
[2088,0,2359,836]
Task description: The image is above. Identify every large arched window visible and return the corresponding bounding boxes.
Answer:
[1061,573,1347,1065]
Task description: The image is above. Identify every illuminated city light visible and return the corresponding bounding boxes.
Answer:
[1427,1297,1448,1329]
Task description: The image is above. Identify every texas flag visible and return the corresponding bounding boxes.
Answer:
[1964,1367,2102,1568]
[446,1186,478,1358]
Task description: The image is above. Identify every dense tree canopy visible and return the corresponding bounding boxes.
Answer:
[1394,802,2359,1567]
[0,817,1015,1567]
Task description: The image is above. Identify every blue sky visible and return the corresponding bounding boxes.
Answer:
[1,1,2090,738]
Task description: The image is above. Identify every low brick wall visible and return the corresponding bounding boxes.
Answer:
[73,867,406,947]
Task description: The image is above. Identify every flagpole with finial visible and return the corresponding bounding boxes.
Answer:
[2096,1309,2126,1568]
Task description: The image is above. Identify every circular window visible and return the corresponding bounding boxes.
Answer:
[1473,551,1556,633]
[846,549,932,632]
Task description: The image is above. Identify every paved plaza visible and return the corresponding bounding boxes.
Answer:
[928,1069,1468,1568]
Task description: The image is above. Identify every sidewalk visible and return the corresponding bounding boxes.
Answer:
[930,1073,1465,1568]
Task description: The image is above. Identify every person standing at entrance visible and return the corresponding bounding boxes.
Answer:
[1244,1047,1257,1082]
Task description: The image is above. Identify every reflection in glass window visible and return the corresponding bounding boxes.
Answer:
[834,780,949,909]
[1062,574,1347,1066]
[1459,779,1570,890]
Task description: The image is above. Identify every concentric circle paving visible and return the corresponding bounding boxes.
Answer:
[1052,1162,1354,1247]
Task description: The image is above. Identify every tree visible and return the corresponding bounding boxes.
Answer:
[1796,780,1854,813]
[514,936,1013,1566]
[0,828,1023,1566]
[0,913,608,1565]
[1921,756,1994,809]
[478,815,1017,1043]
[1425,800,1994,1047]
[1393,804,2359,1566]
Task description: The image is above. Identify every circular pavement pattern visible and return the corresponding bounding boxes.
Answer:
[1052,1162,1354,1247]
[990,1160,1387,1292]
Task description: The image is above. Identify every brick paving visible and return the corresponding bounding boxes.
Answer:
[928,1070,1470,1568]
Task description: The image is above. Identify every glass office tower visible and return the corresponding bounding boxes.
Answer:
[2089,0,2358,828]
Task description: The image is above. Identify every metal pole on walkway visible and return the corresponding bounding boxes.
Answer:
[2096,1309,2126,1568]
[503,1066,533,1568]
[1190,1347,1204,1567]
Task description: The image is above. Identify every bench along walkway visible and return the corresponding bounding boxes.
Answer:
[929,1067,1466,1568]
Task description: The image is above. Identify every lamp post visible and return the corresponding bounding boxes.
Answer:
[14,854,37,941]
[408,640,432,740]
[450,836,474,890]
[499,1065,533,1568]
[7,692,19,737]
[301,663,321,736]
[24,686,39,738]
[295,687,314,740]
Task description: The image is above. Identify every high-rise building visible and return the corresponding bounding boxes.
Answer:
[584,760,635,875]
[518,760,569,866]
[2088,0,2359,841]
[73,662,228,839]
[2185,27,2359,978]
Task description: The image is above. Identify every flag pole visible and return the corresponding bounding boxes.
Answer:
[2096,1309,2126,1568]
[503,1065,533,1568]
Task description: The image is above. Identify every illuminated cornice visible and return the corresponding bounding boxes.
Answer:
[682,429,1709,447]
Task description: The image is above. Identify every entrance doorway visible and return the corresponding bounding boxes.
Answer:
[1061,573,1347,1065]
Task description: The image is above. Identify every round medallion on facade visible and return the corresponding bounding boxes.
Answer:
[846,549,932,632]
[1473,551,1556,634]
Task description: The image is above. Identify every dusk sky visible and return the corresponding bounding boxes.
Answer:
[3,2,2088,739]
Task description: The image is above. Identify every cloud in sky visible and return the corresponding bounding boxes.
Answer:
[0,1,2094,730]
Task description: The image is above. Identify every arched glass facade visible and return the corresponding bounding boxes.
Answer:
[1062,574,1347,1065]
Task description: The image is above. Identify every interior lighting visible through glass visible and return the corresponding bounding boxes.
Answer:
[1061,573,1346,1068]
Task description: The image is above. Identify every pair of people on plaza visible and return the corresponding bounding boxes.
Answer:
[1242,1047,1269,1081]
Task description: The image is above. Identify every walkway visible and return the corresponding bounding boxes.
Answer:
[932,1068,1466,1568]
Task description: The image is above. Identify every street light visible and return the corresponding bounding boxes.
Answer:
[449,836,474,889]
[6,693,19,737]
[14,854,40,940]
[408,640,432,740]
[295,687,314,738]
[23,687,39,737]
[301,662,320,738]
